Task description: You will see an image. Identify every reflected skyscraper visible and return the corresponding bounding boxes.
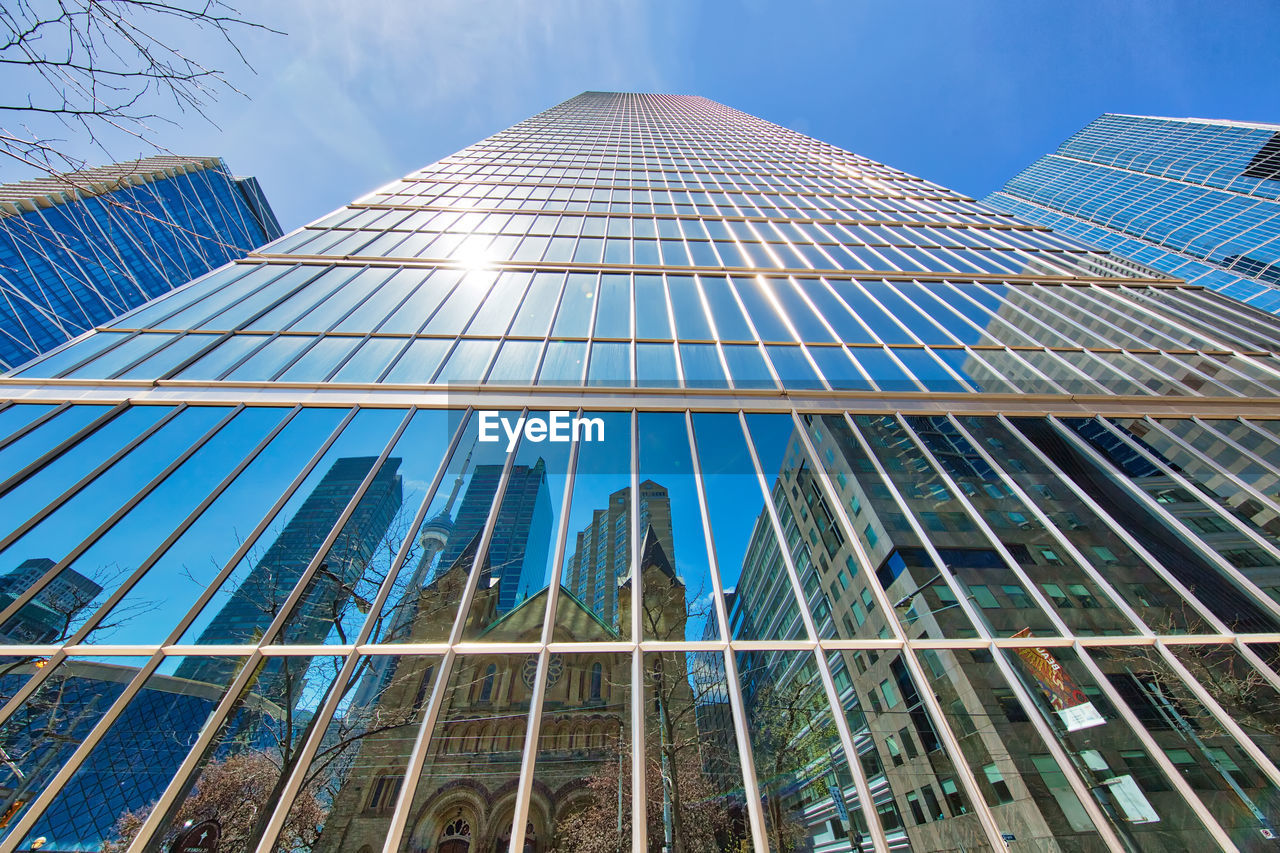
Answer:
[175,456,402,693]
[563,480,672,626]
[988,114,1280,314]
[436,458,553,614]
[1,93,1279,852]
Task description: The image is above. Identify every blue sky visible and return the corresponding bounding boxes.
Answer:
[18,0,1280,232]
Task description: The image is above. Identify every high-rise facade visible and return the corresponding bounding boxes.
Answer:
[0,92,1277,852]
[987,114,1280,314]
[0,155,283,370]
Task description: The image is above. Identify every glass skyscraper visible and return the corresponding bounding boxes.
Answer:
[0,92,1278,852]
[0,155,283,371]
[987,114,1280,314]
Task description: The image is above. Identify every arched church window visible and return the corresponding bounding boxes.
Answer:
[589,662,603,700]
[438,817,471,853]
[479,664,496,703]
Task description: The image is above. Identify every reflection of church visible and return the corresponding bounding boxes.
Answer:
[317,514,689,853]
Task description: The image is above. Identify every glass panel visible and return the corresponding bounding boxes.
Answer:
[398,655,526,850]
[0,407,231,644]
[977,416,1211,633]
[460,410,573,641]
[691,412,805,641]
[0,404,111,486]
[1,407,286,645]
[925,647,1114,851]
[16,653,244,852]
[636,413,716,641]
[908,415,1138,635]
[594,273,632,338]
[123,655,345,852]
[736,649,868,850]
[83,408,349,646]
[0,655,151,845]
[177,408,405,649]
[557,411,632,638]
[534,652,635,850]
[272,410,456,646]
[1053,418,1280,633]
[642,650,750,850]
[285,653,442,851]
[332,337,409,383]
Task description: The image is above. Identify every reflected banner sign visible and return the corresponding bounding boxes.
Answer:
[0,92,1279,853]
[1009,628,1105,731]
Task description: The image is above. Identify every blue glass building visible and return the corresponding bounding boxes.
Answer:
[0,156,282,370]
[987,114,1280,313]
[0,93,1278,852]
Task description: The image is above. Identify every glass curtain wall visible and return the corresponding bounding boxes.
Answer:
[0,92,1279,853]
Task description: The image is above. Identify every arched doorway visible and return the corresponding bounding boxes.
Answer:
[437,817,471,853]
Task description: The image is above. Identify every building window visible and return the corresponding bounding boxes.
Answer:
[982,763,1014,805]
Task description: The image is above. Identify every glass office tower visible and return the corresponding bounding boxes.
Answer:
[0,92,1279,852]
[987,114,1280,315]
[0,155,283,371]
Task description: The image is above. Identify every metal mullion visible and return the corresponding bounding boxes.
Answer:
[0,400,70,453]
[60,405,298,647]
[0,401,126,497]
[1153,640,1280,793]
[625,409,646,853]
[0,400,186,565]
[122,649,269,853]
[0,652,167,853]
[158,406,360,646]
[1005,414,1231,634]
[1120,349,1213,397]
[1101,285,1235,352]
[944,414,1152,635]
[881,279,966,345]
[250,647,365,853]
[985,642,1132,851]
[1073,643,1241,851]
[250,408,415,649]
[506,420,582,851]
[1083,416,1280,626]
[1146,416,1280,543]
[892,413,1074,637]
[823,414,1013,849]
[841,415,992,639]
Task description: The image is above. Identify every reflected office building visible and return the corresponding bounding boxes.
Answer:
[0,93,1279,852]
